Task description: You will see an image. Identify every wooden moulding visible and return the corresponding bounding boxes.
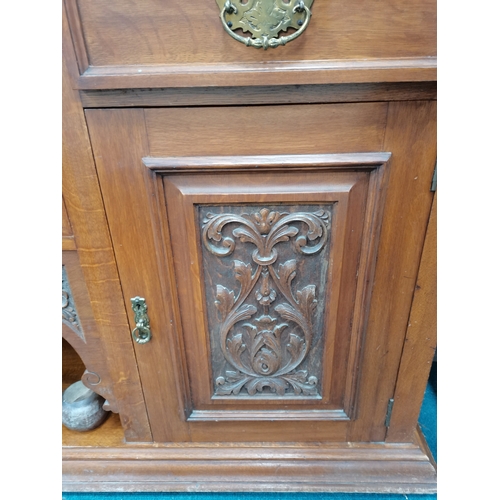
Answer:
[143,153,392,172]
[155,158,387,425]
[75,59,437,90]
[62,428,436,493]
[79,82,436,108]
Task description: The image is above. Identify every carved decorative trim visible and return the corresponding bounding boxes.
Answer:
[82,369,101,386]
[62,266,84,341]
[201,206,331,398]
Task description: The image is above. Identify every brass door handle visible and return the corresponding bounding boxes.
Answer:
[130,297,152,344]
[216,0,313,50]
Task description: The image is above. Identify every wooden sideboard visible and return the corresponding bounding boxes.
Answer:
[62,0,437,492]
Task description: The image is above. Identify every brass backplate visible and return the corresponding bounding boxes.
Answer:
[215,0,314,49]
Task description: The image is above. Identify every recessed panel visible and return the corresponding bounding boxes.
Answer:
[160,166,381,422]
[199,203,334,399]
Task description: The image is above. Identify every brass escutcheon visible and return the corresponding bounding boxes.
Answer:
[130,297,152,344]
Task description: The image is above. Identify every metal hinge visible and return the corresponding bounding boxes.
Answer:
[385,398,395,427]
[430,163,437,192]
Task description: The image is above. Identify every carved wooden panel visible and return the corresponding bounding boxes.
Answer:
[83,104,436,448]
[151,156,390,424]
[200,204,332,399]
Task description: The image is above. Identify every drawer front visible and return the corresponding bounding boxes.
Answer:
[66,0,437,87]
[74,0,436,65]
[85,101,436,443]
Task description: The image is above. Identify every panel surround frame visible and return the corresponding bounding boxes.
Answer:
[144,153,391,423]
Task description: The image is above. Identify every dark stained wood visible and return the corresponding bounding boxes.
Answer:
[197,204,336,403]
[162,170,372,417]
[386,191,437,443]
[62,429,436,493]
[79,82,437,108]
[348,101,437,443]
[63,4,151,442]
[145,104,388,157]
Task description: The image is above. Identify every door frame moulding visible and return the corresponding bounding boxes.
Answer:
[144,152,391,426]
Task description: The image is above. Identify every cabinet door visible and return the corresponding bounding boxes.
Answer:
[86,102,436,443]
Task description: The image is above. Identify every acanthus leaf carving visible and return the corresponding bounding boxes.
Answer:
[202,207,330,397]
[215,285,235,320]
[296,284,318,321]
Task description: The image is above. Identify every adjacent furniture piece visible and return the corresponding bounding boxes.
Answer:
[62,0,437,492]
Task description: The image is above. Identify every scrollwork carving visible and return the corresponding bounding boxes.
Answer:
[201,207,331,397]
[82,369,101,386]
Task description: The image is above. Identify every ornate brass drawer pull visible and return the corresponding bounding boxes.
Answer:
[130,297,152,344]
[216,0,313,50]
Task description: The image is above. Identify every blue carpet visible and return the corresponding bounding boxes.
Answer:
[63,364,437,500]
[63,495,436,500]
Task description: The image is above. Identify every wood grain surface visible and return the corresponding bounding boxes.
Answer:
[145,103,388,157]
[63,3,152,442]
[62,197,76,250]
[64,0,436,88]
[79,82,437,108]
[348,101,437,443]
[75,59,437,89]
[86,102,435,441]
[63,430,436,493]
[386,191,437,442]
[161,169,373,417]
[63,0,437,492]
[75,0,436,66]
[62,197,73,236]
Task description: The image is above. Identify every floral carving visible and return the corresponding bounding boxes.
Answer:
[202,208,329,397]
